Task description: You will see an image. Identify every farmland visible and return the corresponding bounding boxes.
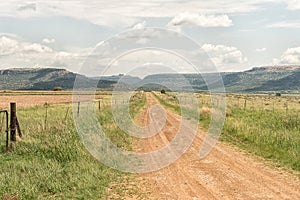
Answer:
[0,91,299,199]
[0,91,110,108]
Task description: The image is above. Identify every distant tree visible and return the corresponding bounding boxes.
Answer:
[53,87,63,91]
[275,93,281,97]
[161,89,166,94]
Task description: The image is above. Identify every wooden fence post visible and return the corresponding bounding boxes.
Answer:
[5,111,8,150]
[10,102,17,142]
[64,107,70,122]
[77,102,80,115]
[44,102,48,130]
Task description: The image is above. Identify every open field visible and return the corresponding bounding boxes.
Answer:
[0,91,299,199]
[0,91,112,96]
[0,91,111,109]
[0,93,142,199]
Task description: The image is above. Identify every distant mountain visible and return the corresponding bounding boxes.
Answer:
[0,66,299,93]
[241,66,300,92]
[224,66,299,92]
[138,66,300,93]
[0,68,116,90]
[92,74,142,86]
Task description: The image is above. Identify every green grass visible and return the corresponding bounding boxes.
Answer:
[210,94,300,176]
[0,94,143,199]
[154,92,300,176]
[221,107,300,174]
[151,92,181,114]
[152,92,209,127]
[129,92,146,119]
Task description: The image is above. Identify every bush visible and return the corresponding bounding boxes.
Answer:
[160,89,166,94]
[53,87,63,91]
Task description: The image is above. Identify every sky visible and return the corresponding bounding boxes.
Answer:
[0,0,300,76]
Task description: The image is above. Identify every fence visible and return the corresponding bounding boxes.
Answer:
[0,103,22,151]
[1,93,299,151]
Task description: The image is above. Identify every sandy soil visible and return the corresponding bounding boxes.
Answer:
[130,93,300,200]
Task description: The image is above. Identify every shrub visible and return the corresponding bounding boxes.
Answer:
[53,87,63,91]
[160,89,166,94]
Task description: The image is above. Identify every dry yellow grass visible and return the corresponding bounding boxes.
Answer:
[200,106,211,114]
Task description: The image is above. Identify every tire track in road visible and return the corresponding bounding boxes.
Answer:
[131,92,300,200]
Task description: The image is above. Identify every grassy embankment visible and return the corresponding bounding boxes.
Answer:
[222,94,300,174]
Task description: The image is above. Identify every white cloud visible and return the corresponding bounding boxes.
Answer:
[202,44,248,71]
[285,0,300,10]
[18,3,36,12]
[267,20,300,28]
[273,47,300,64]
[256,48,267,52]
[0,36,52,55]
[132,21,147,30]
[0,37,19,56]
[167,13,233,31]
[116,28,164,45]
[0,32,20,39]
[24,43,53,53]
[0,36,90,71]
[42,38,55,44]
[0,0,282,28]
[101,49,200,77]
[129,21,150,43]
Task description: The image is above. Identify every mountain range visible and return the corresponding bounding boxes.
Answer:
[0,66,299,93]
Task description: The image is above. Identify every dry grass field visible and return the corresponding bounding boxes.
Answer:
[0,91,110,109]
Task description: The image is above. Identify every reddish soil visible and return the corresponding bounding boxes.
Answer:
[130,93,300,199]
[0,95,105,109]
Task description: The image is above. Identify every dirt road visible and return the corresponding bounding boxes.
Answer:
[132,93,300,199]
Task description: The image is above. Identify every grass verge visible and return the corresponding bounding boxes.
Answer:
[221,107,300,175]
[0,93,145,199]
[153,92,300,177]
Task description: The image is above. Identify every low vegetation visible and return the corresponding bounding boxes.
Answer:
[0,92,146,199]
[201,93,300,176]
[129,91,147,119]
[153,92,300,176]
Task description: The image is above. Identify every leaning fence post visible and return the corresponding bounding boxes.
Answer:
[10,102,17,142]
